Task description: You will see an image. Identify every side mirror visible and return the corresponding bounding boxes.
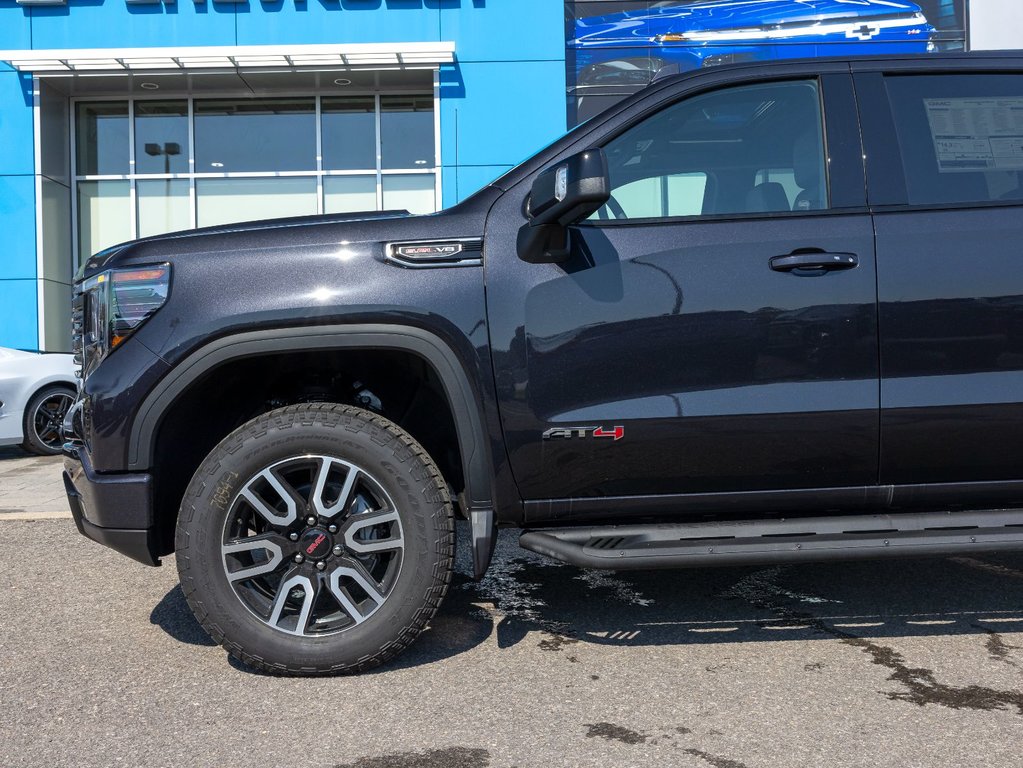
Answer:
[517,148,610,264]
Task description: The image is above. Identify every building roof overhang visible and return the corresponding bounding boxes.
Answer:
[0,42,455,76]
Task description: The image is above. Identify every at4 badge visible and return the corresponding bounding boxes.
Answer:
[542,425,624,441]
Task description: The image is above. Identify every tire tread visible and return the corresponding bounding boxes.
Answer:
[175,402,454,676]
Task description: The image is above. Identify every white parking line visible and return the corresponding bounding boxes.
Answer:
[951,557,1023,580]
[0,511,72,521]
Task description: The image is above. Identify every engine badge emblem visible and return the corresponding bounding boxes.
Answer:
[395,243,464,259]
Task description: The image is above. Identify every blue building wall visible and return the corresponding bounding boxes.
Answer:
[0,0,568,350]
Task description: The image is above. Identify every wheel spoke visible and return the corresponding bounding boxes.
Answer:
[222,534,286,583]
[221,453,404,637]
[311,457,360,520]
[34,395,74,446]
[239,469,298,526]
[342,508,403,554]
[268,570,317,635]
[328,561,386,626]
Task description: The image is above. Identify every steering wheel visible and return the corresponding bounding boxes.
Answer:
[596,194,627,221]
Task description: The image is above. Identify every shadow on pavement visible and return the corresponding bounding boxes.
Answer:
[149,529,1023,670]
[150,585,217,647]
[151,571,497,673]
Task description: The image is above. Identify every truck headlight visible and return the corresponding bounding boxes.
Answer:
[81,265,170,367]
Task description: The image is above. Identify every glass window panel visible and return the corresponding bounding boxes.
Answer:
[380,95,434,170]
[324,176,378,214]
[78,180,131,258]
[196,177,317,228]
[382,174,436,215]
[194,99,316,173]
[885,74,1023,206]
[76,102,129,176]
[137,179,191,238]
[597,80,826,220]
[665,173,708,217]
[135,101,189,175]
[599,173,707,219]
[41,179,71,284]
[322,97,376,171]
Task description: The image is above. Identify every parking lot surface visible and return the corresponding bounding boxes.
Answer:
[2,446,1022,768]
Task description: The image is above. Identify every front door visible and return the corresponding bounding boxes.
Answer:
[486,75,879,509]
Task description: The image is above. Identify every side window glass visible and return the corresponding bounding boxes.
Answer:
[591,80,827,221]
[596,172,707,219]
[885,75,1023,206]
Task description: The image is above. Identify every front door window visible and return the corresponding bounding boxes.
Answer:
[593,80,828,221]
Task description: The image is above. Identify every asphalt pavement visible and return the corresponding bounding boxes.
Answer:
[1,445,1022,768]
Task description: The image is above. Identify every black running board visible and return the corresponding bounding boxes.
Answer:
[518,510,1023,570]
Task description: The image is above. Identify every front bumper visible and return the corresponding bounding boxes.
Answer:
[63,444,160,566]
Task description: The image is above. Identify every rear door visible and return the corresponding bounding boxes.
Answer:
[856,64,1023,488]
[486,71,880,513]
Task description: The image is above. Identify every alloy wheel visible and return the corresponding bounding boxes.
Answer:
[31,391,74,450]
[220,454,404,637]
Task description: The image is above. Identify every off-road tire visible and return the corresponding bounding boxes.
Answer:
[175,402,455,675]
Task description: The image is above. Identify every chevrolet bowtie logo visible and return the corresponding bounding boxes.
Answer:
[847,24,880,40]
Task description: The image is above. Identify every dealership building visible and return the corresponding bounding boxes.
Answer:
[0,0,1019,352]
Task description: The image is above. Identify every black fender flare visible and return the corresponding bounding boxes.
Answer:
[128,324,498,572]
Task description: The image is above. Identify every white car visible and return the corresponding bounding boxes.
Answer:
[0,347,77,455]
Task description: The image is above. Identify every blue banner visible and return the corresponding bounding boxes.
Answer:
[566,0,967,125]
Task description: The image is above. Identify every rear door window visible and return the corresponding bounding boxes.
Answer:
[884,74,1023,206]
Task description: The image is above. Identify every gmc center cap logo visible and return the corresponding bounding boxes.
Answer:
[301,529,332,558]
[543,426,625,441]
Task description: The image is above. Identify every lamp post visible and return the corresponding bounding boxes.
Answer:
[144,141,181,175]
[143,142,182,234]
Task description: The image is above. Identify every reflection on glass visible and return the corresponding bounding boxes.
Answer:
[78,180,131,257]
[194,99,316,173]
[382,174,435,215]
[196,177,318,228]
[324,176,377,214]
[322,98,376,171]
[135,101,189,175]
[76,102,129,176]
[380,96,434,170]
[137,179,190,238]
[41,179,71,284]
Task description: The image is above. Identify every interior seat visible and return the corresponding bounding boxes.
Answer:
[792,131,824,211]
[746,181,790,213]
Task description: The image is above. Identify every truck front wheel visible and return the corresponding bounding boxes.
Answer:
[175,403,454,675]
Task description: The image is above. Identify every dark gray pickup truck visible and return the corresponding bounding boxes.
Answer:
[64,53,1023,674]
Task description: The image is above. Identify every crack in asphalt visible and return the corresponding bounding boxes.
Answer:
[722,567,1023,716]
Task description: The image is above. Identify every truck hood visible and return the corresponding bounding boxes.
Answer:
[75,189,501,282]
[76,209,416,280]
[570,0,927,44]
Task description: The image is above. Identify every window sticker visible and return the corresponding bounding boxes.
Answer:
[924,97,1023,172]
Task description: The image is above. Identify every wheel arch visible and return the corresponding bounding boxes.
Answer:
[129,324,495,514]
[26,377,77,401]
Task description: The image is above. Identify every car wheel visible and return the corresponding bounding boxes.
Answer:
[21,385,75,456]
[175,402,455,675]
